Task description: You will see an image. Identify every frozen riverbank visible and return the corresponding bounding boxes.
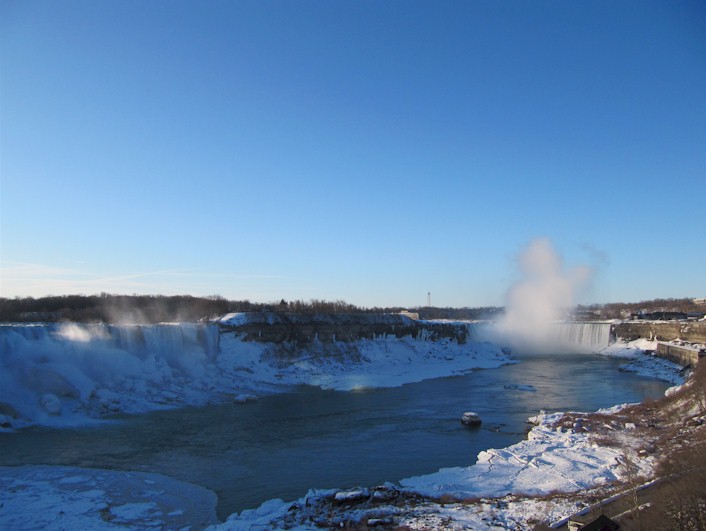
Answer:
[0,324,688,529]
[208,407,653,530]
[0,465,218,530]
[0,321,511,430]
[601,338,687,385]
[0,395,673,531]
[203,342,687,530]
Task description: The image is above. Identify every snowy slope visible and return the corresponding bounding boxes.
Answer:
[0,322,512,430]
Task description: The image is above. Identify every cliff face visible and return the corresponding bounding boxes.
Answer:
[613,321,706,343]
[218,312,471,344]
[218,312,706,349]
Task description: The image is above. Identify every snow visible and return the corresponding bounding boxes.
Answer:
[223,334,514,392]
[215,497,296,531]
[217,313,250,326]
[334,488,369,501]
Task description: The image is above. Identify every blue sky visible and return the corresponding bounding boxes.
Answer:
[1,0,705,308]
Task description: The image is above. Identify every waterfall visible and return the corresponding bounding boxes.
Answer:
[0,323,221,424]
[465,321,495,343]
[0,322,220,360]
[550,322,612,352]
[470,321,612,353]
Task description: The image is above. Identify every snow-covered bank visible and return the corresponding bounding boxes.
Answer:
[0,322,512,430]
[600,338,686,384]
[399,409,650,499]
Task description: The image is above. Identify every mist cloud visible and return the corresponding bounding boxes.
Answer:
[497,238,593,350]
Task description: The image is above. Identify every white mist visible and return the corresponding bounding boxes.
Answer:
[496,238,592,352]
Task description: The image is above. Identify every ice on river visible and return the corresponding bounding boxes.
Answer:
[0,465,217,530]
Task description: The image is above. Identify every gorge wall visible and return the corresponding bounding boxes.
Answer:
[222,314,706,355]
[613,320,706,343]
[219,312,472,344]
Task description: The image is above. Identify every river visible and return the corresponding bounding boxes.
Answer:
[0,351,670,520]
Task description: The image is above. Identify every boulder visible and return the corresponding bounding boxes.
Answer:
[461,411,481,426]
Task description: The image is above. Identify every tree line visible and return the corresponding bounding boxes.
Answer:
[0,294,397,323]
[0,294,504,324]
[0,294,233,323]
[1,294,700,324]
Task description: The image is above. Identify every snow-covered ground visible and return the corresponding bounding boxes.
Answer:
[0,320,689,530]
[399,409,647,499]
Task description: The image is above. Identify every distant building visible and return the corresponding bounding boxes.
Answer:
[637,311,686,321]
[693,297,706,305]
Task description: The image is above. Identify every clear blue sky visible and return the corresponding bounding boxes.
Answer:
[1,0,705,308]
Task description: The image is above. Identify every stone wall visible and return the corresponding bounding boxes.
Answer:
[656,342,705,367]
[613,321,706,343]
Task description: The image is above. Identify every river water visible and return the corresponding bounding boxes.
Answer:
[0,351,669,519]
